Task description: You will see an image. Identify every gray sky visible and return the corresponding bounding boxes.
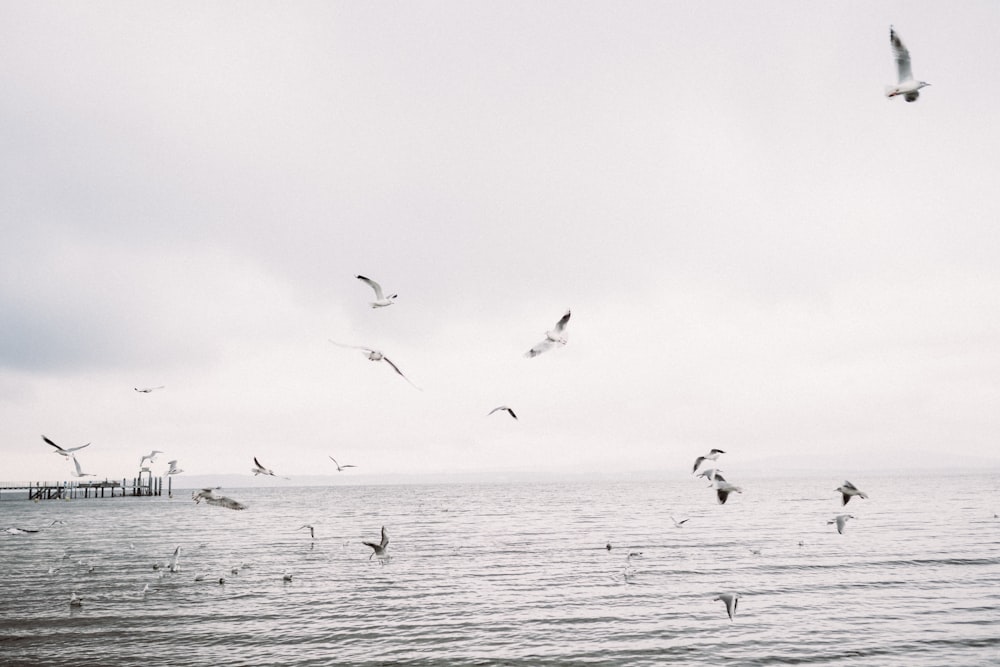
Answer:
[3,1,999,482]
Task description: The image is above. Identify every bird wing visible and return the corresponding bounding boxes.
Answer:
[329,456,341,469]
[552,310,571,334]
[692,456,706,473]
[380,526,389,548]
[506,408,518,420]
[328,340,375,354]
[381,357,420,389]
[732,596,738,618]
[356,275,384,300]
[525,338,556,358]
[841,493,851,506]
[843,480,857,490]
[72,457,84,475]
[890,27,913,82]
[716,488,729,505]
[42,435,65,452]
[253,457,265,470]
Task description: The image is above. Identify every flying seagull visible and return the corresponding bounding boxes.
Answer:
[166,460,183,475]
[525,310,571,358]
[140,450,163,465]
[251,457,288,479]
[835,480,868,506]
[356,275,397,308]
[362,526,390,560]
[828,514,856,535]
[714,479,743,505]
[329,341,420,389]
[329,456,356,472]
[693,449,725,473]
[134,386,165,393]
[671,516,689,528]
[886,26,930,102]
[42,435,90,458]
[696,468,724,482]
[714,593,740,621]
[192,488,247,511]
[487,406,518,420]
[70,456,95,478]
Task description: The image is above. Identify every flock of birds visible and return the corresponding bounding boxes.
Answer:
[28,26,926,620]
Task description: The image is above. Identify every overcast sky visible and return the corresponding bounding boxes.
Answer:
[3,1,999,483]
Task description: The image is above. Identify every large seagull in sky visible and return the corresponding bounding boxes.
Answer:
[525,310,571,358]
[885,26,930,102]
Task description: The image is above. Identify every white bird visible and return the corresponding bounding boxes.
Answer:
[192,488,247,511]
[70,456,95,478]
[835,480,868,506]
[166,460,183,476]
[487,406,518,420]
[251,457,288,479]
[329,456,357,472]
[696,468,724,482]
[356,275,397,308]
[329,341,420,389]
[69,592,82,607]
[168,546,181,573]
[714,593,740,621]
[299,524,315,539]
[714,480,743,505]
[886,26,930,102]
[828,514,856,535]
[134,386,165,393]
[693,449,725,473]
[525,310,571,358]
[140,450,163,465]
[42,435,90,458]
[362,526,390,560]
[671,516,689,528]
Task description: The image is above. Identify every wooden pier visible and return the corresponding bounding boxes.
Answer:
[0,474,174,501]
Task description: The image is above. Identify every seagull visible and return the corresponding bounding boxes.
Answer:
[329,456,357,472]
[525,310,571,358]
[299,524,316,539]
[70,456,95,478]
[168,546,181,573]
[886,26,930,102]
[356,275,397,308]
[69,592,83,607]
[693,449,725,473]
[192,488,247,511]
[166,460,183,475]
[42,435,90,458]
[329,341,420,389]
[362,526,390,560]
[714,480,743,505]
[828,514,856,535]
[487,406,518,420]
[140,450,163,465]
[714,593,740,621]
[748,548,761,556]
[671,516,689,528]
[283,573,294,582]
[134,386,165,393]
[251,457,288,479]
[696,468,724,482]
[835,480,868,506]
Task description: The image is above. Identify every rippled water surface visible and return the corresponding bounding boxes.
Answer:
[2,474,999,666]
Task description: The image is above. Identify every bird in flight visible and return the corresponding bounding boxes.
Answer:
[356,275,397,308]
[828,514,856,535]
[525,310,571,358]
[70,456,96,478]
[166,460,183,475]
[329,456,357,472]
[714,479,743,505]
[251,457,288,479]
[362,526,390,560]
[692,449,725,473]
[487,406,518,420]
[885,26,930,102]
[835,480,869,506]
[134,386,165,393]
[140,450,164,465]
[42,435,90,458]
[192,488,246,511]
[714,593,740,621]
[329,341,420,389]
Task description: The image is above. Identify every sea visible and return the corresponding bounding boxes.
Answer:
[1,473,998,666]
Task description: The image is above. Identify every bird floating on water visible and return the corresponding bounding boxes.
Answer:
[828,514,856,534]
[329,456,356,472]
[69,592,83,607]
[329,341,420,389]
[525,310,571,358]
[714,593,740,621]
[299,524,316,539]
[42,435,90,458]
[693,449,725,473]
[886,26,930,102]
[362,526,390,560]
[487,406,518,420]
[835,480,868,506]
[356,275,397,308]
[134,386,165,393]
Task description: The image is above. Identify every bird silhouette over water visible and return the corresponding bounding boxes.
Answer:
[362,526,390,560]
